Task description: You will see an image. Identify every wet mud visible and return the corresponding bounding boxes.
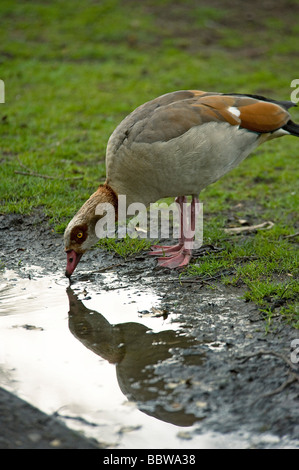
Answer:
[0,212,298,448]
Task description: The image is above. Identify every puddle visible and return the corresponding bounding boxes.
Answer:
[0,268,297,449]
[0,269,195,448]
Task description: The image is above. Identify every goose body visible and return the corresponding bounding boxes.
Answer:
[64,90,299,276]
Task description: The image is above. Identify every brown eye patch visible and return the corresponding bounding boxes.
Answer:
[70,224,88,244]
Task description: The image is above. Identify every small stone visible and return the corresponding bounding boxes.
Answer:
[50,438,62,447]
[177,431,192,440]
[196,400,208,408]
[28,432,41,443]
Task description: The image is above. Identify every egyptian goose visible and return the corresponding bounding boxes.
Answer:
[64,90,299,277]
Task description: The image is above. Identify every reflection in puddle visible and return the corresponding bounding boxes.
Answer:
[67,287,199,427]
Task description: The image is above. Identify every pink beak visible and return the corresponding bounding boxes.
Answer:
[65,250,83,278]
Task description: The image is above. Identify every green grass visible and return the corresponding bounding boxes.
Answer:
[183,227,299,329]
[0,0,298,327]
[97,236,152,258]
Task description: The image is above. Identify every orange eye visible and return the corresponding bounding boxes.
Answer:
[77,231,83,239]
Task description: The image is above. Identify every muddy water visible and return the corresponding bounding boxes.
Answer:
[0,266,298,449]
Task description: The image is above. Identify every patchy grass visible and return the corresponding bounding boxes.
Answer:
[183,227,299,329]
[0,0,298,327]
[97,236,152,258]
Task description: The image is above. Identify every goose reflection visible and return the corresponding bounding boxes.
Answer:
[67,287,203,426]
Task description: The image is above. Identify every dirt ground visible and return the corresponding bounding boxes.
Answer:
[0,210,298,449]
[0,387,100,449]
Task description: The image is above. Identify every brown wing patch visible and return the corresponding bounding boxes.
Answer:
[236,100,290,132]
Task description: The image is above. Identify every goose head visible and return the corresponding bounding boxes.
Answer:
[64,184,118,277]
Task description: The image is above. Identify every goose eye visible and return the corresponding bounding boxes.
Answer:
[77,231,83,239]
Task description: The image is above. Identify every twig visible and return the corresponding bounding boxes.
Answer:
[238,348,297,370]
[224,221,274,234]
[14,170,83,180]
[150,270,235,285]
[238,349,299,400]
[261,373,298,398]
[92,262,126,273]
[284,231,299,239]
[53,410,99,427]
[15,156,83,180]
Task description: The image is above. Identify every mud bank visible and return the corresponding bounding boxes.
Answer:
[0,387,100,449]
[0,212,298,448]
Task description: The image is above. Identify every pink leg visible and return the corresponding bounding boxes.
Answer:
[149,196,186,256]
[149,195,199,269]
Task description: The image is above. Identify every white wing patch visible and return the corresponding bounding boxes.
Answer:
[228,106,241,118]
